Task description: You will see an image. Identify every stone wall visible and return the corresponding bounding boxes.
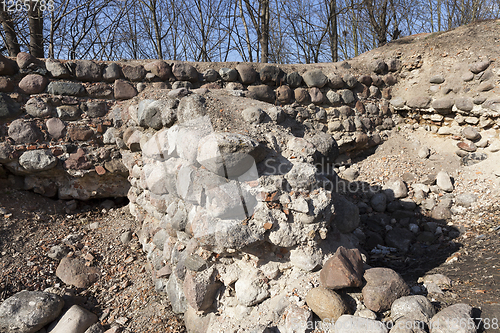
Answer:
[0,53,405,201]
[0,51,498,332]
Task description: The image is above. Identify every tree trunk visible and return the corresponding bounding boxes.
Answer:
[364,0,389,47]
[28,0,44,57]
[150,0,163,59]
[0,7,20,56]
[437,0,441,31]
[259,0,269,63]
[238,0,253,62]
[328,0,338,62]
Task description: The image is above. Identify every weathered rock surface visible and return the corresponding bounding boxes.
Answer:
[320,246,364,289]
[19,150,58,172]
[306,287,347,321]
[429,303,475,333]
[334,315,388,333]
[48,305,98,333]
[56,257,99,288]
[0,291,64,333]
[391,295,435,323]
[362,267,410,312]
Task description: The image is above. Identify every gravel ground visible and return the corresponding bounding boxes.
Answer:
[348,126,500,327]
[0,187,185,333]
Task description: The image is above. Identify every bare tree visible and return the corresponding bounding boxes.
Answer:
[363,0,390,46]
[327,0,338,62]
[28,0,44,56]
[242,0,270,62]
[0,8,20,55]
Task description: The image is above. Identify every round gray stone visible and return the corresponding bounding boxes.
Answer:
[0,291,64,333]
[19,149,58,172]
[219,68,238,82]
[302,69,328,88]
[242,106,264,124]
[25,97,53,118]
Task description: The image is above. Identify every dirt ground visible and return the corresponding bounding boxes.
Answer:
[0,186,186,333]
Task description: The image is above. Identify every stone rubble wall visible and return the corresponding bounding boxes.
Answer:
[391,59,500,132]
[0,53,406,200]
[0,51,497,332]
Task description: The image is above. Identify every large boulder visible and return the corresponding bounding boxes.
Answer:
[177,94,206,123]
[320,246,364,289]
[55,256,99,288]
[236,64,257,84]
[114,79,137,100]
[47,82,85,96]
[0,291,64,333]
[18,74,48,94]
[144,60,172,80]
[75,60,101,81]
[172,63,199,82]
[25,97,53,118]
[302,70,328,88]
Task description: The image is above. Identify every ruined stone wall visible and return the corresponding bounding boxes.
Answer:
[0,53,404,200]
[0,51,498,331]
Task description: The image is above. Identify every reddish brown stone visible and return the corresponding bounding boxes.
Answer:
[55,257,99,288]
[114,79,137,100]
[294,88,310,104]
[382,87,392,100]
[95,165,106,175]
[18,74,48,94]
[276,85,292,104]
[64,148,93,170]
[355,101,365,114]
[51,147,64,156]
[457,141,477,152]
[320,246,364,289]
[68,126,94,141]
